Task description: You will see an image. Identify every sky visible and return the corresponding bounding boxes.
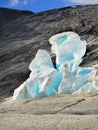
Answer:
[0,0,98,12]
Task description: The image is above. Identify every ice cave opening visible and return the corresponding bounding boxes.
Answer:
[13,32,98,100]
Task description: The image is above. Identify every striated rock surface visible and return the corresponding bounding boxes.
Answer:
[0,92,98,130]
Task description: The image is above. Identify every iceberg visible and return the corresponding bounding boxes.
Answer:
[13,32,98,100]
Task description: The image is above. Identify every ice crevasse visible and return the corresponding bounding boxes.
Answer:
[13,32,98,100]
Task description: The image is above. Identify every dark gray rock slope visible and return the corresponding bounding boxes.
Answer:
[0,7,33,26]
[0,5,98,99]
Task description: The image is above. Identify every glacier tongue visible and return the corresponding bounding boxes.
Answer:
[13,32,98,100]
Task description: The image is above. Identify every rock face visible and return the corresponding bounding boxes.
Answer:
[0,92,98,130]
[0,7,33,26]
[0,5,98,99]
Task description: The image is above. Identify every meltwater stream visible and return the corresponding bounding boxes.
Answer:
[13,32,98,100]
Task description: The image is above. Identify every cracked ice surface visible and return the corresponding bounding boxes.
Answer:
[13,32,98,100]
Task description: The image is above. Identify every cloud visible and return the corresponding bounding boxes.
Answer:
[23,0,28,5]
[68,0,98,4]
[9,0,29,6]
[9,0,19,6]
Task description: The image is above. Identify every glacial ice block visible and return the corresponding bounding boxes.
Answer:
[58,65,97,94]
[29,49,54,72]
[49,32,86,72]
[72,83,96,95]
[13,32,98,100]
[13,50,62,100]
[13,66,62,99]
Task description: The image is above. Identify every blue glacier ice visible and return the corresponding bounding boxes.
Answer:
[13,32,98,100]
[29,49,54,71]
[49,32,86,72]
[13,50,62,99]
[58,65,97,94]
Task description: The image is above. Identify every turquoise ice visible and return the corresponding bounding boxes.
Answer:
[13,50,62,99]
[56,35,68,45]
[49,32,86,72]
[13,32,98,100]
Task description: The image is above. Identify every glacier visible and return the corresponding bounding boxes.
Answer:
[13,32,98,100]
